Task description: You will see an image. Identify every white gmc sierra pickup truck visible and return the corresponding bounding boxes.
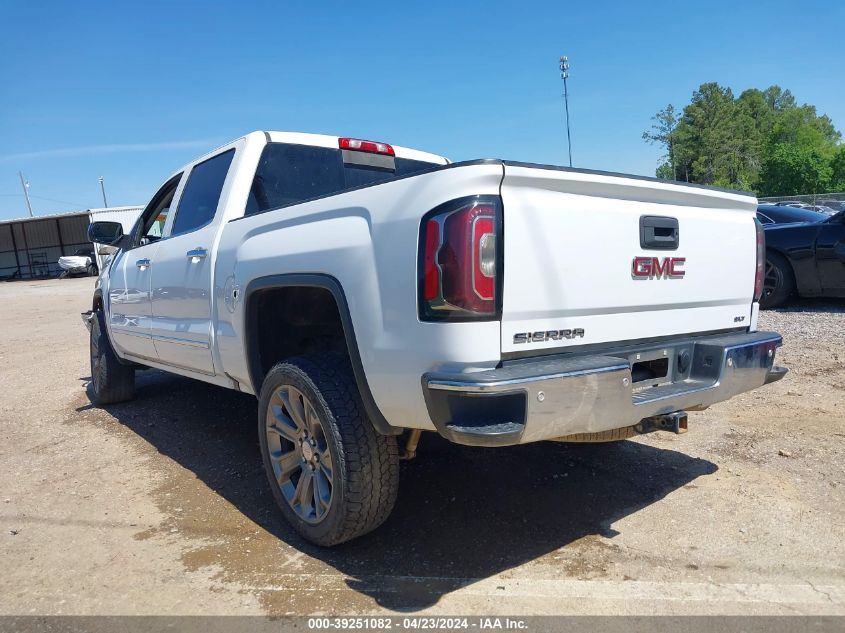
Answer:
[84,130,786,545]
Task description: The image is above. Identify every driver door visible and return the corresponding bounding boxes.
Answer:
[107,175,181,360]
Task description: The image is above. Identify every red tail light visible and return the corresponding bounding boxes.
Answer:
[754,218,765,302]
[419,196,501,320]
[422,219,441,302]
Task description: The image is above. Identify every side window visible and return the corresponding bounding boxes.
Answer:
[757,212,774,225]
[171,149,235,236]
[246,144,344,215]
[131,175,182,249]
[144,199,172,241]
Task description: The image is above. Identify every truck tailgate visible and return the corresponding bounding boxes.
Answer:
[500,163,759,354]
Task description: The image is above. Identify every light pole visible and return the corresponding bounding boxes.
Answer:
[18,171,33,216]
[99,177,108,208]
[559,55,573,168]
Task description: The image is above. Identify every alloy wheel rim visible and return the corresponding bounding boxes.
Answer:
[265,385,334,524]
[763,261,781,300]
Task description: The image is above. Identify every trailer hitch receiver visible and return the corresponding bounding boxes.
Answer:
[637,411,688,434]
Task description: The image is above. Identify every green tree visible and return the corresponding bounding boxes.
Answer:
[644,83,841,194]
[674,83,737,185]
[769,105,840,150]
[642,104,679,180]
[758,144,832,196]
[830,146,845,191]
[761,85,796,111]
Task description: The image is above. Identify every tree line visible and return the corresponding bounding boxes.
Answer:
[643,83,844,196]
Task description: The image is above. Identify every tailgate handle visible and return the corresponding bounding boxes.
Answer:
[640,216,679,250]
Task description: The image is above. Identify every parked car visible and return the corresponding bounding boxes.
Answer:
[771,201,836,214]
[761,206,845,308]
[83,131,786,546]
[757,203,828,225]
[58,247,97,277]
[820,200,845,213]
[804,205,838,215]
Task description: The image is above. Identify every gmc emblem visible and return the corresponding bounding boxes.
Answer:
[632,256,686,279]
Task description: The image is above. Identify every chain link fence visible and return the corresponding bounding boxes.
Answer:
[758,192,845,213]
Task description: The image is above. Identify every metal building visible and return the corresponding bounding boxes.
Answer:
[0,206,142,280]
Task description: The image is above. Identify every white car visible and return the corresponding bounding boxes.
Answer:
[83,131,786,546]
[58,248,97,277]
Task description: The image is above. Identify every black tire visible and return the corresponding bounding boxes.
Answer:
[258,353,399,546]
[87,264,98,277]
[760,251,795,309]
[89,309,135,404]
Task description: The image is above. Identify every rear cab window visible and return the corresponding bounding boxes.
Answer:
[245,143,441,215]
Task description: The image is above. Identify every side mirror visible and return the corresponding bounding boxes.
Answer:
[88,221,124,246]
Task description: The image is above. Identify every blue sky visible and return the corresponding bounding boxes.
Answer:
[1,0,843,220]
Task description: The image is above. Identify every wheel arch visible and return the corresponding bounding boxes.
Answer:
[243,273,401,436]
[92,288,104,311]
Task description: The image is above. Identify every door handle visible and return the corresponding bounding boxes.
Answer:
[186,248,208,262]
[136,258,151,270]
[640,216,679,250]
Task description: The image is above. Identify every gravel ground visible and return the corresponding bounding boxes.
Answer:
[0,278,843,616]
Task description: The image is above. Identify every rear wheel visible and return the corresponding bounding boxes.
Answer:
[258,354,399,546]
[760,252,795,309]
[89,309,135,404]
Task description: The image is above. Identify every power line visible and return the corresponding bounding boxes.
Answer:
[30,194,91,208]
[0,192,90,208]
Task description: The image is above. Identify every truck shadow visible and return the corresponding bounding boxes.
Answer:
[772,298,845,313]
[79,368,718,612]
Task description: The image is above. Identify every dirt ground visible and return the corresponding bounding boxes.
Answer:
[1,277,843,615]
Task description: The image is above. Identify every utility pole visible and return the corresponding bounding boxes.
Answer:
[559,55,573,168]
[98,177,109,208]
[18,172,33,216]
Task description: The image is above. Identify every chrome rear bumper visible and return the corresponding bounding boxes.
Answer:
[422,331,786,447]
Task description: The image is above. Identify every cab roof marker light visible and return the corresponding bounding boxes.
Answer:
[339,137,395,156]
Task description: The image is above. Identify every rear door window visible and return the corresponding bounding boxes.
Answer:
[171,149,235,236]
